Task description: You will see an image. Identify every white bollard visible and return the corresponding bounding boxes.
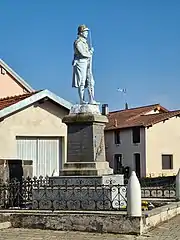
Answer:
[176,169,180,201]
[127,171,142,217]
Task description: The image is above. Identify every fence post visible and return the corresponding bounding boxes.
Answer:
[127,171,142,217]
[176,169,180,201]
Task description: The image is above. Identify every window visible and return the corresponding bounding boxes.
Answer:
[114,130,121,144]
[114,154,123,174]
[162,154,173,170]
[134,153,141,178]
[132,127,140,143]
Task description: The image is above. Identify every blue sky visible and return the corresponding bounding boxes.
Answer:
[0,0,179,111]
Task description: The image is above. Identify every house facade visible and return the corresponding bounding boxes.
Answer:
[0,59,33,98]
[105,104,180,178]
[0,59,72,179]
[0,90,72,178]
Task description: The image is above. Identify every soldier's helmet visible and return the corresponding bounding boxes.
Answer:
[78,24,89,34]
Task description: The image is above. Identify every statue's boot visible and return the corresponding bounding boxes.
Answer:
[90,100,99,105]
[88,85,99,105]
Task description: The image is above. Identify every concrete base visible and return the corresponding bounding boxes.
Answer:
[70,104,101,115]
[49,174,124,186]
[60,161,113,176]
[1,201,180,235]
[49,175,102,185]
[9,211,140,235]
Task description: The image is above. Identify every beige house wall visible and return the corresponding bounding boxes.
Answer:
[146,116,180,177]
[105,128,146,177]
[0,69,28,98]
[0,100,69,165]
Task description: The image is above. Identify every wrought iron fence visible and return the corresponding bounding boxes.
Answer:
[0,176,177,211]
[0,177,127,211]
[140,176,176,199]
[0,177,49,209]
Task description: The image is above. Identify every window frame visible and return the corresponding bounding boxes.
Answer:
[132,127,141,144]
[162,154,173,170]
[114,154,123,174]
[133,152,141,178]
[114,130,121,144]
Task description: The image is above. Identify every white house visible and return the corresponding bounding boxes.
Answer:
[105,104,180,178]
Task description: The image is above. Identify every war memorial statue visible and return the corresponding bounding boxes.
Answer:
[72,24,97,105]
[33,25,125,211]
[60,24,114,176]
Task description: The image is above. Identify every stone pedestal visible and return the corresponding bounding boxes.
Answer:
[32,106,126,210]
[61,110,113,176]
[33,104,126,211]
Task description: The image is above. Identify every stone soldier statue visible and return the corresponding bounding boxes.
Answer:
[72,24,97,105]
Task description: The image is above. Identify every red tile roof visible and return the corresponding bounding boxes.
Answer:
[105,104,180,130]
[0,91,41,110]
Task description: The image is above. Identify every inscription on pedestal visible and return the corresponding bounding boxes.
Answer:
[68,124,93,162]
[67,122,106,163]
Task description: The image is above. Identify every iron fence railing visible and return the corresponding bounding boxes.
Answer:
[0,176,177,211]
[0,177,127,211]
[139,176,176,187]
[140,176,176,199]
[0,177,49,209]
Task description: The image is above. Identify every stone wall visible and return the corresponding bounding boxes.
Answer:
[0,201,180,235]
[9,212,141,234]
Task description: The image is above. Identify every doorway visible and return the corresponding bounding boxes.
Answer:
[8,160,24,207]
[114,154,123,174]
[8,160,23,182]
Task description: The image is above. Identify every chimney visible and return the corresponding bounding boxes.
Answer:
[102,104,109,115]
[125,102,128,110]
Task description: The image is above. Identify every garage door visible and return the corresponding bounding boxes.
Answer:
[16,137,62,177]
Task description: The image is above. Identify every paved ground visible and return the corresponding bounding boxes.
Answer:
[0,215,180,240]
